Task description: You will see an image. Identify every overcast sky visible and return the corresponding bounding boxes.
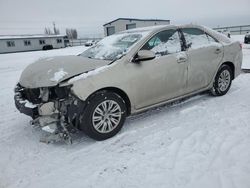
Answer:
[0,0,250,37]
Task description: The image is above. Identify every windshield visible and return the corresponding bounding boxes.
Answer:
[80,31,149,60]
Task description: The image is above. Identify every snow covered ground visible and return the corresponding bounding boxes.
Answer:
[0,44,250,188]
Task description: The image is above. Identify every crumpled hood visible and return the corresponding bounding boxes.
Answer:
[19,55,110,88]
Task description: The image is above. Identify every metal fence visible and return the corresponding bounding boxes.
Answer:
[213,25,250,35]
[67,38,103,47]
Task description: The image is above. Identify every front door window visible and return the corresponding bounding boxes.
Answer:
[141,29,182,56]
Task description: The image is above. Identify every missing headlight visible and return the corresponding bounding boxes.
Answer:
[40,88,49,102]
[38,85,73,102]
[54,85,72,99]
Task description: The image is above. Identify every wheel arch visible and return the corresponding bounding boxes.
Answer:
[86,87,131,116]
[221,61,235,80]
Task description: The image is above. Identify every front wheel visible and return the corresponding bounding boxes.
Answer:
[210,64,233,96]
[79,91,127,141]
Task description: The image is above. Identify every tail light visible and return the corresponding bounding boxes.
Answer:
[239,43,242,50]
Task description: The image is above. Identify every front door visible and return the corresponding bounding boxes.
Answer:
[128,29,188,109]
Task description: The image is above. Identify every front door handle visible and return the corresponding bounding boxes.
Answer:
[177,57,187,63]
[215,48,222,54]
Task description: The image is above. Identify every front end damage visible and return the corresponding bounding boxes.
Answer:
[14,83,85,144]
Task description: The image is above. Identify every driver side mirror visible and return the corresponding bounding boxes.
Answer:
[133,50,156,63]
[186,42,192,49]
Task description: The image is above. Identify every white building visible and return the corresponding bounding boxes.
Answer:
[103,18,170,36]
[0,35,68,54]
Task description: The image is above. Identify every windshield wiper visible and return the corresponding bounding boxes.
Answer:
[108,54,125,65]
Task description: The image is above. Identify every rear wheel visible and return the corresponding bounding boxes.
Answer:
[210,64,233,96]
[79,91,127,141]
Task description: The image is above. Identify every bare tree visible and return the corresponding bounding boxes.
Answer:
[53,22,60,35]
[66,29,71,39]
[66,28,78,39]
[55,28,60,35]
[44,27,53,35]
[72,29,77,39]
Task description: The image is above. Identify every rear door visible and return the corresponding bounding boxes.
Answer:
[180,27,223,92]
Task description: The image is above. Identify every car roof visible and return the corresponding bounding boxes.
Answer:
[118,24,231,44]
[118,24,210,34]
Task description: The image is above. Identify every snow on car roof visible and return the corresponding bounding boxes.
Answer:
[119,25,172,34]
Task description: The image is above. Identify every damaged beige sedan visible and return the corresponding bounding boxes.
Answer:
[15,24,242,143]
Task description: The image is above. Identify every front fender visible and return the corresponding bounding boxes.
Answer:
[69,61,136,112]
[71,78,99,101]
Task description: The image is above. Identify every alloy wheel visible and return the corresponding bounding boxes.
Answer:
[218,70,231,92]
[92,100,122,133]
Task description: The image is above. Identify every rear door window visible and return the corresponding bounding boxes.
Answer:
[181,28,218,49]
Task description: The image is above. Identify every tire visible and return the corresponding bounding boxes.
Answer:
[79,91,127,141]
[42,45,53,50]
[210,64,233,96]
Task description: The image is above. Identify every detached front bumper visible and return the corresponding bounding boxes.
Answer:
[14,83,86,143]
[14,84,38,118]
